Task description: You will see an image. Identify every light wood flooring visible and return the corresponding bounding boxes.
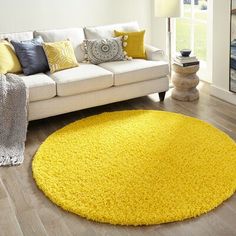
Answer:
[1,82,236,236]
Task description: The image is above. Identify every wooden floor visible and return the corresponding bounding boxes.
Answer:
[1,82,236,236]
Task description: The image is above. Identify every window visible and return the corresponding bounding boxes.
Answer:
[174,0,208,62]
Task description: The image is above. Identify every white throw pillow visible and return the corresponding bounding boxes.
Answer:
[34,28,85,62]
[84,21,140,40]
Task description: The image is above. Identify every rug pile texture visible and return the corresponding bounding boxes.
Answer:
[32,110,236,225]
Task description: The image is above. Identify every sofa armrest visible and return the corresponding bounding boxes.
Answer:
[145,44,167,61]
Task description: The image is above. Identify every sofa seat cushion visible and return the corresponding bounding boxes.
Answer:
[20,73,56,102]
[48,64,113,97]
[99,59,169,86]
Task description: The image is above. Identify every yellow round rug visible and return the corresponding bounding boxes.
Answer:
[32,110,236,225]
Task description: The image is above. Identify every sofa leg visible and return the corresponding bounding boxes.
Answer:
[158,92,166,102]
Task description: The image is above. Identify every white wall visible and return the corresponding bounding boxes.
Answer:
[209,0,236,105]
[0,0,152,42]
[0,0,170,50]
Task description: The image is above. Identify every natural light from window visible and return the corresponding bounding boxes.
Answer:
[174,0,208,81]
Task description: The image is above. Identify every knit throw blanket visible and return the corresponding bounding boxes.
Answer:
[0,74,28,166]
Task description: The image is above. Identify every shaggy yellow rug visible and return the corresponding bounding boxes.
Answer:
[32,110,236,226]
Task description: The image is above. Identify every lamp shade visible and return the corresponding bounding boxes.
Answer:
[155,0,182,18]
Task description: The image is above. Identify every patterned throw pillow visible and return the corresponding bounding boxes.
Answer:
[83,37,129,65]
[43,40,78,73]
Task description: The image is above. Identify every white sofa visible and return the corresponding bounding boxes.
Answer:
[0,22,169,121]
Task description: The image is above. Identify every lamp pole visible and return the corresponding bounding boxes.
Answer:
[154,0,182,77]
[167,17,172,76]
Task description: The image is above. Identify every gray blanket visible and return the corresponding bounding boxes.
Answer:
[0,74,28,166]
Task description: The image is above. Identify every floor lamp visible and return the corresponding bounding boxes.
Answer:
[155,0,182,75]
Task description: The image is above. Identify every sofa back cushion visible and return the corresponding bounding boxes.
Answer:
[34,28,85,62]
[0,31,33,41]
[84,22,140,40]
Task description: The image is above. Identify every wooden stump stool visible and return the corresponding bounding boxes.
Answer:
[171,64,200,101]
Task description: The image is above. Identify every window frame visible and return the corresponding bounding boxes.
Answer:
[173,0,208,62]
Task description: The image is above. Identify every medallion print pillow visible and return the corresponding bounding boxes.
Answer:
[83,37,129,65]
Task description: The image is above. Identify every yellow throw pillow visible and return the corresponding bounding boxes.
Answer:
[0,40,22,74]
[114,30,146,59]
[43,40,78,73]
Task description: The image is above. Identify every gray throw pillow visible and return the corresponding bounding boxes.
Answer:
[11,36,49,75]
[83,37,128,65]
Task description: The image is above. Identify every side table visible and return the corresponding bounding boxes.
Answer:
[171,64,200,101]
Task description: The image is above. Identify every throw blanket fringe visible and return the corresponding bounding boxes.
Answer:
[0,74,28,166]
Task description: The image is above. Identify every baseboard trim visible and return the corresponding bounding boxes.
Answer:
[210,85,236,105]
